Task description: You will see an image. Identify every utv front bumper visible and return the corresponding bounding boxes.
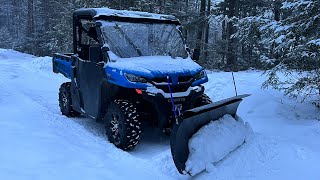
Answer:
[140,86,205,129]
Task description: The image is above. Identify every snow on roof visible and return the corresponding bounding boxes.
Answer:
[91,8,179,22]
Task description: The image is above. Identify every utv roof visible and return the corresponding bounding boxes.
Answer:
[74,8,180,24]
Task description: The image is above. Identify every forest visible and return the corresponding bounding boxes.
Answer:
[0,0,319,106]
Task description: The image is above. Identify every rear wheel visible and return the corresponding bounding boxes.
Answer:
[58,82,81,117]
[194,93,212,107]
[104,99,142,151]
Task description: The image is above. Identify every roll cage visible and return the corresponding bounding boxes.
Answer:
[72,8,181,60]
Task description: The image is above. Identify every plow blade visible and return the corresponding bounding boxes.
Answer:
[170,94,250,174]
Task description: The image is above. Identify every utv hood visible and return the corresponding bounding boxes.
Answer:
[106,56,203,78]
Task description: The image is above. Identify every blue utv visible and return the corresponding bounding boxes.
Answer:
[52,8,248,174]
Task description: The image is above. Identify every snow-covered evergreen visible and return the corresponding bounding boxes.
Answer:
[262,0,320,107]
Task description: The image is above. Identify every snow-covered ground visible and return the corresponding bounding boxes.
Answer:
[0,49,319,180]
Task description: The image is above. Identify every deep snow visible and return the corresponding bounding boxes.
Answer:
[0,49,319,180]
[186,115,253,176]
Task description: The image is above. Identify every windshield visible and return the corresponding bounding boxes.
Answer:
[100,21,188,59]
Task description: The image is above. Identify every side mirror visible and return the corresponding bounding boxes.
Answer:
[101,46,110,52]
[192,48,200,61]
[89,45,101,63]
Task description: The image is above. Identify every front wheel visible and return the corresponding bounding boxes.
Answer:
[104,99,142,151]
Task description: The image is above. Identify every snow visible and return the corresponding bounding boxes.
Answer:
[0,49,175,180]
[275,35,286,44]
[185,115,253,176]
[281,0,312,9]
[107,56,202,76]
[308,39,320,46]
[274,25,292,33]
[91,8,178,21]
[0,49,319,179]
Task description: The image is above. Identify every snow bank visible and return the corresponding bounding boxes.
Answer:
[27,56,52,72]
[185,114,253,175]
[0,49,35,59]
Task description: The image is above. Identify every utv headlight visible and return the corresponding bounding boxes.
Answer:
[125,73,147,83]
[194,70,206,80]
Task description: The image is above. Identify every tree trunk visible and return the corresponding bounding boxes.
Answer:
[226,0,239,71]
[159,0,166,12]
[26,0,34,38]
[204,0,211,60]
[274,0,281,21]
[184,0,188,39]
[195,0,206,61]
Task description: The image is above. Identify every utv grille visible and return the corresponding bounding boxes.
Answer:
[178,76,193,83]
[152,77,168,83]
[152,76,193,84]
[156,84,190,93]
[151,76,193,93]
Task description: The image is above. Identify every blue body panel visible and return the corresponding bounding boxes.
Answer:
[105,66,208,89]
[53,54,208,89]
[53,56,73,79]
[105,68,150,89]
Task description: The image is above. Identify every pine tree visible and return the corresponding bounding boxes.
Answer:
[263,0,320,107]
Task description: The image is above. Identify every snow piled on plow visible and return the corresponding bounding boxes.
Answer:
[186,115,253,175]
